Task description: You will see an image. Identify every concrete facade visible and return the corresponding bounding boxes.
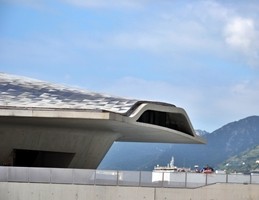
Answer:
[0,182,259,200]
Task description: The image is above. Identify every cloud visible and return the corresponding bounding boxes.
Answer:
[216,80,259,119]
[105,1,228,55]
[5,0,259,68]
[224,17,259,67]
[110,17,220,56]
[105,0,259,68]
[224,18,255,49]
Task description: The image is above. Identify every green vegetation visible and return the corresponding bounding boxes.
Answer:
[218,145,259,173]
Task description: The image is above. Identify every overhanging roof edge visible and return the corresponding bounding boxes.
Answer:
[0,107,111,120]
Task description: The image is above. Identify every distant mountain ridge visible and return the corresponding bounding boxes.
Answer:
[210,116,259,157]
[99,116,259,171]
[195,129,210,136]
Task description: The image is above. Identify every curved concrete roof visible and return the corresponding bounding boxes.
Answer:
[0,72,204,144]
[0,73,205,168]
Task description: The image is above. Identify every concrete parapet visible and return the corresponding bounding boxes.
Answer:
[1,182,259,200]
[156,184,259,200]
[0,182,154,200]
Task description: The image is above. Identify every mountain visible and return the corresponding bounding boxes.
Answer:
[218,145,259,173]
[98,116,259,171]
[98,142,175,171]
[195,129,210,136]
[203,115,259,167]
[170,115,259,168]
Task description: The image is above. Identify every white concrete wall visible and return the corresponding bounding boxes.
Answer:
[1,182,259,200]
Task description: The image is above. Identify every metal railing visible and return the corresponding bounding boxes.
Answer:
[0,166,259,188]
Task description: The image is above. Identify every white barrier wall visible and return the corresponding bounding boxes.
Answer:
[1,167,259,188]
[1,167,259,200]
[1,182,259,200]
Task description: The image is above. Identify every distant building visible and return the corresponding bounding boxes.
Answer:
[152,156,191,183]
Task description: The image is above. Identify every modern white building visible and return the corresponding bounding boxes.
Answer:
[0,73,204,169]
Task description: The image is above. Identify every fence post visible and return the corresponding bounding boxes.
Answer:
[139,171,142,187]
[72,169,74,184]
[94,170,96,185]
[50,168,52,184]
[184,172,187,188]
[162,172,165,187]
[116,170,119,186]
[6,167,9,182]
[226,173,228,183]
